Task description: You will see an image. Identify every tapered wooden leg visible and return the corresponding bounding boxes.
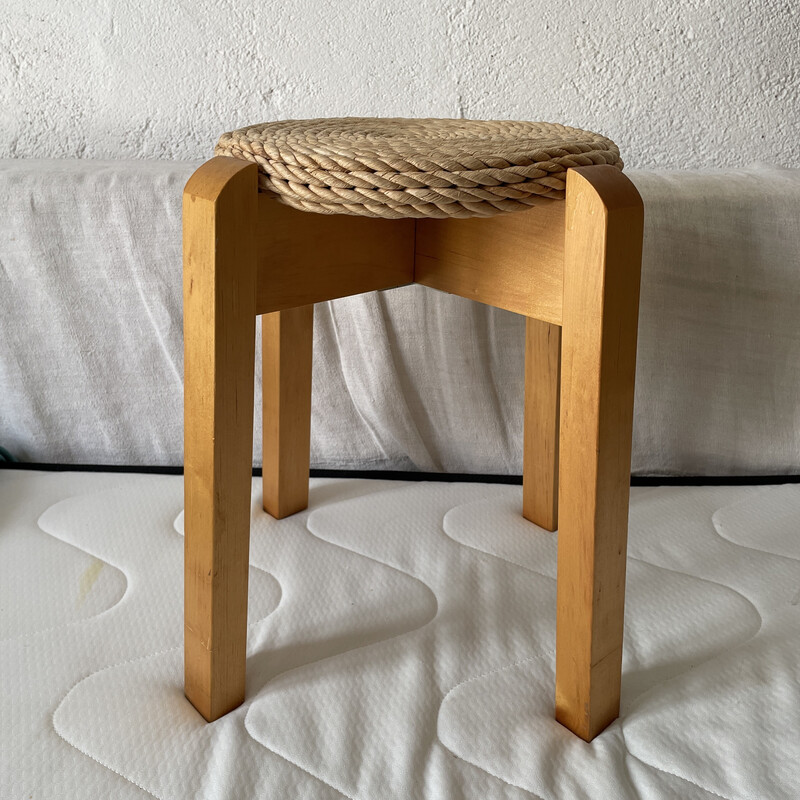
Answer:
[555,166,644,740]
[523,317,561,531]
[183,157,258,721]
[262,304,313,518]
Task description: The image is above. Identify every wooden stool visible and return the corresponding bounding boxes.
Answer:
[183,118,643,741]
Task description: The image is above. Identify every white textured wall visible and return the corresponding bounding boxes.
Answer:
[2,0,798,167]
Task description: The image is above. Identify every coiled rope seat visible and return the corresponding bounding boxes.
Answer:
[215,117,623,219]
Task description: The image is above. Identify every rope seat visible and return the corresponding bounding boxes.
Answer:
[216,117,623,219]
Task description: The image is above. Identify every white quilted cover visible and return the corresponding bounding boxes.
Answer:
[2,470,799,799]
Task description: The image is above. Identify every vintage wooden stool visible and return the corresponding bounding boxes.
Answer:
[183,118,643,741]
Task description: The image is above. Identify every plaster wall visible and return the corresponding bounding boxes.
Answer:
[2,0,798,167]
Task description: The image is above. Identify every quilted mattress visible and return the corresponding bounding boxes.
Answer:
[2,469,799,799]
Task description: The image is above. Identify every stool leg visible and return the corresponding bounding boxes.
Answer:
[262,305,314,518]
[555,166,643,740]
[523,317,561,531]
[183,157,258,721]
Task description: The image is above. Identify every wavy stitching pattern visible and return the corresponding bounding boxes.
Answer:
[437,491,768,799]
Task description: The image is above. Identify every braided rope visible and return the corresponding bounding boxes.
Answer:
[215,118,623,219]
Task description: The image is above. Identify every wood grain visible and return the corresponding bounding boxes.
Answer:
[256,196,414,313]
[183,157,258,721]
[414,200,565,324]
[554,165,644,740]
[262,304,314,518]
[182,156,644,742]
[523,317,561,531]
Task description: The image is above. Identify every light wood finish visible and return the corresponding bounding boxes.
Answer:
[183,155,644,742]
[183,156,259,722]
[554,165,644,740]
[414,200,565,324]
[262,305,314,519]
[523,317,561,531]
[256,197,414,314]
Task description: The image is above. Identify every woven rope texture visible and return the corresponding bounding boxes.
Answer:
[215,118,623,219]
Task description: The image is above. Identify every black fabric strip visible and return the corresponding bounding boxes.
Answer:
[1,461,799,486]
